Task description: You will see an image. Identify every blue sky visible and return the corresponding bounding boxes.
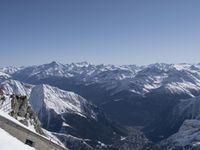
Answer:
[0,0,200,66]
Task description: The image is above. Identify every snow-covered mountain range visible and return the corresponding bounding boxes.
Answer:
[5,61,200,98]
[2,61,200,149]
[0,79,137,149]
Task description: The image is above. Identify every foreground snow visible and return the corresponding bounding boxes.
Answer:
[0,128,35,150]
[0,110,65,147]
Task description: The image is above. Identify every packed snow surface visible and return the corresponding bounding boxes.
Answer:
[0,128,35,150]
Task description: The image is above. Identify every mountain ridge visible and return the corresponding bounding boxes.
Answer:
[2,61,200,149]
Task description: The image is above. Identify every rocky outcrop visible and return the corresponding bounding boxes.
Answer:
[8,94,43,134]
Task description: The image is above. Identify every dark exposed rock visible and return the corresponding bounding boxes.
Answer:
[9,94,44,134]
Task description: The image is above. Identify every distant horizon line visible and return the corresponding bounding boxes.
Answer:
[1,61,200,68]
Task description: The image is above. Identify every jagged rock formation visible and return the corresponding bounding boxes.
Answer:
[0,93,43,134]
[9,94,44,134]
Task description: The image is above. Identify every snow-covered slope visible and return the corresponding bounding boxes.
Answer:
[0,79,32,97]
[156,119,200,150]
[0,127,35,150]
[0,71,10,83]
[28,84,129,149]
[0,66,22,75]
[29,84,95,118]
[0,94,12,113]
[129,63,200,96]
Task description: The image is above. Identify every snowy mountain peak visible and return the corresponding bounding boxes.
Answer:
[0,71,11,83]
[0,66,22,75]
[29,84,88,116]
[71,61,91,67]
[148,63,172,70]
[47,61,63,67]
[172,63,192,71]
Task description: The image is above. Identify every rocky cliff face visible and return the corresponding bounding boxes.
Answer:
[10,94,44,134]
[0,93,43,134]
